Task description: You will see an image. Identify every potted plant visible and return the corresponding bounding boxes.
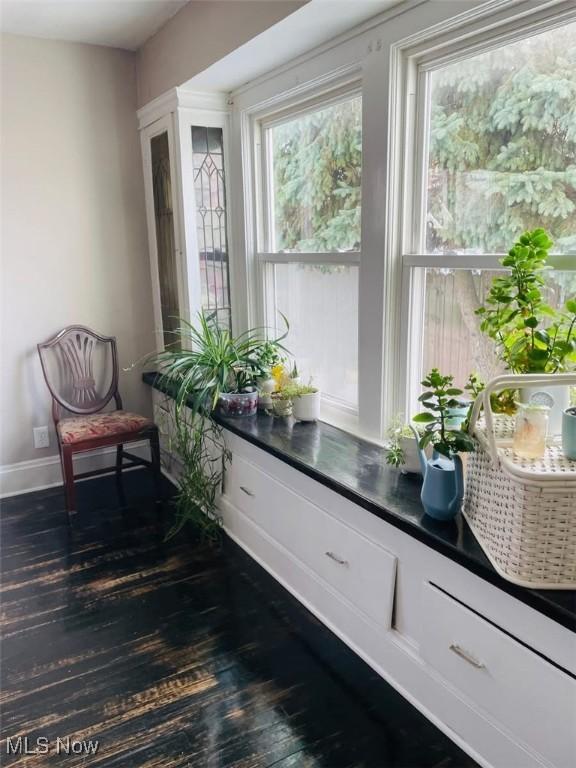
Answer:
[270,390,293,417]
[255,339,283,410]
[412,369,476,521]
[286,383,320,422]
[385,415,423,474]
[151,311,289,538]
[289,361,301,385]
[476,228,576,432]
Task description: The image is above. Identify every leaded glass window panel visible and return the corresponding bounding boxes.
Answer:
[192,126,231,329]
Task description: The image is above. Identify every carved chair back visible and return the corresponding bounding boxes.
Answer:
[38,326,122,422]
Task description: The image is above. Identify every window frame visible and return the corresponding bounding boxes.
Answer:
[396,3,576,417]
[176,106,238,334]
[250,81,365,428]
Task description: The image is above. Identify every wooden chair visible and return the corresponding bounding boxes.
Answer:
[38,325,161,516]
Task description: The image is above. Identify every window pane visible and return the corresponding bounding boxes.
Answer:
[421,269,574,388]
[426,23,576,255]
[192,125,231,329]
[269,95,362,253]
[151,132,180,348]
[272,263,358,407]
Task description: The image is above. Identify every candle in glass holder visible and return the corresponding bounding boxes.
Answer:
[513,403,550,460]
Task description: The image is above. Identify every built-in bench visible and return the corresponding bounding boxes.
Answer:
[144,372,576,768]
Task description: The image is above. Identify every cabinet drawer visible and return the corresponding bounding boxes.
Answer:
[224,454,397,629]
[421,583,576,768]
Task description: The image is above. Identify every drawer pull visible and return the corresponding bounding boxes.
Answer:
[325,551,349,567]
[449,643,485,669]
[240,486,255,497]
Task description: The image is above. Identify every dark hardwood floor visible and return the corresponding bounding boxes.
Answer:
[0,470,478,767]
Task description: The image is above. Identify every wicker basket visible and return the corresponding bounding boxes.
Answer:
[463,373,576,590]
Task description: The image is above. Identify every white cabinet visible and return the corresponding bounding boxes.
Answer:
[218,433,576,768]
[138,90,236,347]
[225,453,397,629]
[421,583,576,768]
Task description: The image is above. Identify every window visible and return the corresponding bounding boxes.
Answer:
[257,91,362,412]
[405,20,576,397]
[192,126,232,330]
[150,131,180,348]
[270,263,358,406]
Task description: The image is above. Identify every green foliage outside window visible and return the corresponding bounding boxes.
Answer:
[428,22,576,254]
[271,96,362,252]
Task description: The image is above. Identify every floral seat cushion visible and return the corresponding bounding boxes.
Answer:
[57,411,153,445]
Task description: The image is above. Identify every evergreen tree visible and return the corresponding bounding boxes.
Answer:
[272,97,362,252]
[428,24,576,254]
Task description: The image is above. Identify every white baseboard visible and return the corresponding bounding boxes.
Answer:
[0,441,150,499]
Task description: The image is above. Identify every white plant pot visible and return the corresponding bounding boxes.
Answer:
[520,384,570,437]
[258,378,276,409]
[292,391,321,422]
[399,436,422,475]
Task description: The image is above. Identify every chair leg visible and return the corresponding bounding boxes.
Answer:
[115,444,126,508]
[149,429,163,504]
[61,446,77,516]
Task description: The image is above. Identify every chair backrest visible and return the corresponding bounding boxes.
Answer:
[38,326,122,418]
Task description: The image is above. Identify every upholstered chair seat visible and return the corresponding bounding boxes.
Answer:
[57,411,154,445]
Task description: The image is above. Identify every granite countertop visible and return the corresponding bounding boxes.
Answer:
[143,372,576,632]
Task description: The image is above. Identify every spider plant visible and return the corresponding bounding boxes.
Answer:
[151,311,289,540]
[154,311,289,413]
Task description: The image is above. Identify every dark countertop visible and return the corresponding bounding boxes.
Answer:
[143,372,576,632]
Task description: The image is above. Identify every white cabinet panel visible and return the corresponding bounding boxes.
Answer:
[421,583,576,768]
[224,452,397,630]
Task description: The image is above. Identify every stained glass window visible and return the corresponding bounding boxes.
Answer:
[192,126,232,329]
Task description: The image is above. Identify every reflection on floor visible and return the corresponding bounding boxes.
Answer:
[0,470,478,767]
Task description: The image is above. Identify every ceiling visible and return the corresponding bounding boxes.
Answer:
[0,0,189,50]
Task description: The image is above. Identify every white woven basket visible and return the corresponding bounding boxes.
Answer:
[463,373,576,590]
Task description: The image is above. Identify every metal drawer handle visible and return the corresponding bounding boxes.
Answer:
[449,643,485,669]
[240,486,255,497]
[325,551,349,567]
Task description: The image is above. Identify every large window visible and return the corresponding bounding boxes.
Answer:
[407,20,576,394]
[257,91,362,411]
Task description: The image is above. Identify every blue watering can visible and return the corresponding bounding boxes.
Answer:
[410,427,464,521]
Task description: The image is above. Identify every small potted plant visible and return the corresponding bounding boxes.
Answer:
[256,341,282,409]
[412,369,476,521]
[385,415,422,474]
[289,361,301,385]
[286,383,320,422]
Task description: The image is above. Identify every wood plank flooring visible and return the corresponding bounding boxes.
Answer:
[0,470,478,767]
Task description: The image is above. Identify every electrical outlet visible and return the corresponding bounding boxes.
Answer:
[33,426,50,449]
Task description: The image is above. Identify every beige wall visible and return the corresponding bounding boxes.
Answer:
[137,0,307,107]
[0,34,154,468]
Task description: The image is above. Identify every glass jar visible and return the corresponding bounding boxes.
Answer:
[513,403,550,460]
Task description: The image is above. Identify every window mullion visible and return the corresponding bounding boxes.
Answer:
[256,251,360,265]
